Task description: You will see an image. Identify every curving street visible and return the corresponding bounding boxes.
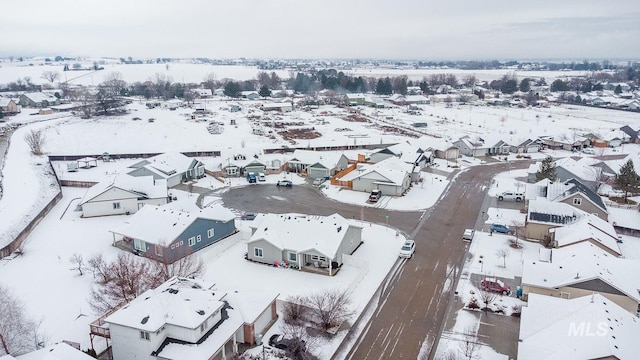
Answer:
[220,161,530,359]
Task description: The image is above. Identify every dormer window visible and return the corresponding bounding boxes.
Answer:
[573,198,582,206]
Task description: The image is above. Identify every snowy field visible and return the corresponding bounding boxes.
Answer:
[342,67,590,82]
[1,62,640,358]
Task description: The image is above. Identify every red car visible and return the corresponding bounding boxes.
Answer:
[480,278,511,295]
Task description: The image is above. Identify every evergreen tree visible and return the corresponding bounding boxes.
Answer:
[536,156,558,182]
[614,159,640,203]
[519,78,531,93]
[223,81,242,98]
[259,84,271,98]
[375,79,385,95]
[501,79,518,94]
[614,84,622,94]
[382,77,393,95]
[550,79,569,92]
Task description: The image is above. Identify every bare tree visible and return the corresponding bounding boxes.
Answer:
[307,289,354,331]
[202,73,217,93]
[510,220,525,248]
[479,290,497,313]
[282,295,311,325]
[151,254,205,281]
[24,129,46,155]
[69,253,84,276]
[0,284,41,356]
[279,322,318,359]
[458,327,481,360]
[495,249,510,268]
[88,253,163,313]
[40,71,60,84]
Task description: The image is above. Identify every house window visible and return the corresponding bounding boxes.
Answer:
[254,247,263,258]
[113,202,121,210]
[288,252,297,262]
[140,331,150,341]
[188,237,196,247]
[196,235,202,242]
[573,198,582,206]
[207,228,215,238]
[560,292,571,299]
[155,246,163,257]
[133,239,146,252]
[200,319,208,332]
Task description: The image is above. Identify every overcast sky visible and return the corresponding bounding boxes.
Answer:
[2,0,639,60]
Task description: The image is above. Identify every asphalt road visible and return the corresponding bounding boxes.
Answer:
[220,161,531,359]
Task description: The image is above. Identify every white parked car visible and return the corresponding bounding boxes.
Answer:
[497,191,524,202]
[399,240,416,258]
[463,229,475,241]
[582,148,596,155]
[312,177,326,186]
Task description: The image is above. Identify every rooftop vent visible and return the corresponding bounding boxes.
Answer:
[196,310,205,315]
[141,316,149,324]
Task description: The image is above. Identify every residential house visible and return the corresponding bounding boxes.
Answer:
[452,136,489,157]
[0,98,20,114]
[344,93,366,106]
[261,102,292,112]
[551,214,621,256]
[509,138,540,154]
[411,136,460,160]
[369,141,433,168]
[100,277,278,360]
[240,91,260,100]
[620,125,639,143]
[518,293,640,360]
[522,242,637,314]
[79,175,168,218]
[287,150,350,179]
[526,178,608,220]
[128,153,205,188]
[349,157,413,196]
[246,213,362,275]
[110,205,236,264]
[192,88,213,98]
[487,139,511,156]
[18,92,60,108]
[3,343,97,360]
[539,134,591,152]
[525,198,582,241]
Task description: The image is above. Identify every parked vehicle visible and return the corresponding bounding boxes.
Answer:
[480,278,511,295]
[462,229,475,241]
[241,212,256,220]
[497,191,524,202]
[368,189,382,203]
[490,223,512,234]
[583,148,596,155]
[277,179,293,187]
[258,172,266,182]
[312,177,326,186]
[247,172,257,183]
[269,334,307,354]
[399,240,416,258]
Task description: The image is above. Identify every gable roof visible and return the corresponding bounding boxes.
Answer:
[620,125,638,138]
[129,153,202,177]
[16,343,96,360]
[553,214,621,256]
[527,198,582,225]
[248,213,360,259]
[351,156,412,186]
[558,178,607,213]
[110,204,235,245]
[105,277,223,332]
[518,293,640,360]
[289,150,345,170]
[79,175,167,205]
[21,92,58,103]
[522,242,637,301]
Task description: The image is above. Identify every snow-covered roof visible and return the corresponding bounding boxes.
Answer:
[553,214,621,256]
[248,213,360,259]
[129,152,201,178]
[554,157,601,182]
[522,242,637,301]
[0,98,15,106]
[154,288,279,360]
[261,102,292,109]
[605,151,640,175]
[110,204,235,245]
[289,149,345,169]
[21,92,57,103]
[409,135,457,152]
[15,343,95,360]
[79,174,167,205]
[350,156,412,186]
[527,198,583,225]
[546,178,607,212]
[608,206,640,231]
[105,277,223,332]
[518,293,640,360]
